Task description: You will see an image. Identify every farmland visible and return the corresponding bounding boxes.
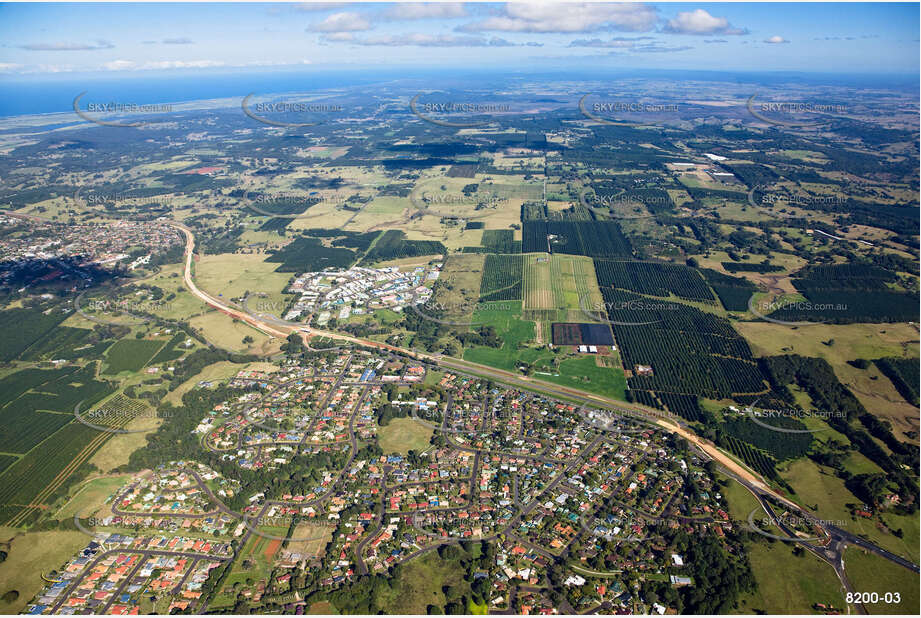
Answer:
[769,263,919,323]
[361,229,445,264]
[0,422,111,526]
[0,306,71,362]
[522,253,554,321]
[593,260,716,303]
[0,52,918,618]
[102,338,167,374]
[700,268,759,312]
[518,253,605,324]
[521,220,633,257]
[478,254,523,302]
[549,253,605,321]
[550,323,615,346]
[265,235,361,272]
[0,364,114,454]
[479,229,520,253]
[602,288,765,399]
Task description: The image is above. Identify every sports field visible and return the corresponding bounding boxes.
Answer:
[378,417,434,455]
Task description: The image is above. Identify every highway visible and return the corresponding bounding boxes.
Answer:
[171,222,772,487]
[169,221,920,588]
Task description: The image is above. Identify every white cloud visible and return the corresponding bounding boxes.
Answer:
[307,11,373,32]
[143,60,225,69]
[764,35,789,44]
[458,2,658,33]
[323,32,522,47]
[385,3,468,20]
[323,32,356,42]
[162,37,194,45]
[18,39,114,51]
[242,59,312,67]
[664,9,747,35]
[103,59,225,71]
[103,60,137,71]
[0,58,315,74]
[569,36,655,48]
[35,63,75,73]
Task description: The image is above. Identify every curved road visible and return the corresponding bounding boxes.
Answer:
[169,221,919,586]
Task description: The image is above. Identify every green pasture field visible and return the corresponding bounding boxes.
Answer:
[462,301,535,372]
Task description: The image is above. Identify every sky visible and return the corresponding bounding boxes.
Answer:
[0,2,918,76]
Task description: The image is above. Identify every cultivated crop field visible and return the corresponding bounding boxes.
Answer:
[594,260,716,303]
[102,338,168,374]
[522,253,554,321]
[479,254,523,302]
[0,422,112,527]
[549,254,604,321]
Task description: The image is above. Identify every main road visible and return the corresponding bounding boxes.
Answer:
[169,221,918,579]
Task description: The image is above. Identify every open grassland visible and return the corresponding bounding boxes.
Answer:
[371,550,471,614]
[130,263,207,321]
[779,459,918,563]
[710,200,774,222]
[210,532,277,610]
[86,416,163,472]
[196,252,292,299]
[432,253,486,324]
[286,523,334,557]
[52,474,130,520]
[372,255,445,270]
[189,309,282,355]
[736,541,846,615]
[533,355,627,401]
[0,528,90,614]
[719,476,764,520]
[735,321,920,439]
[342,196,408,230]
[462,301,536,371]
[721,476,849,614]
[285,200,353,233]
[307,601,338,614]
[844,547,920,615]
[404,225,474,252]
[377,417,434,455]
[695,246,796,268]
